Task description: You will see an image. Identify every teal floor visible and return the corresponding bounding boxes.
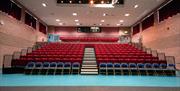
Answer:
[1,74,180,87]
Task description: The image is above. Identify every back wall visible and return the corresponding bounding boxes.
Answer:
[48,26,130,38]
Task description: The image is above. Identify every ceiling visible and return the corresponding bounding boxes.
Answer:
[16,0,166,27]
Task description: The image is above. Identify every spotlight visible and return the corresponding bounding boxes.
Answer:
[90,0,94,4]
[101,1,104,4]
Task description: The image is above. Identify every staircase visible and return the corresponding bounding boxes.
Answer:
[81,48,98,75]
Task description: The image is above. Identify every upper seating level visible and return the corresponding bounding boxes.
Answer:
[60,37,119,42]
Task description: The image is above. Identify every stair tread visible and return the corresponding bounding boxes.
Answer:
[83,61,96,62]
[82,67,97,68]
[81,48,98,75]
[81,69,98,71]
[81,72,98,74]
[82,65,97,66]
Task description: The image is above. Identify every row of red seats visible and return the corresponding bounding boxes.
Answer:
[96,51,144,53]
[30,52,83,55]
[95,53,149,55]
[60,37,119,42]
[13,43,85,67]
[94,44,166,65]
[36,49,84,52]
[24,55,83,58]
[96,55,154,58]
[95,52,146,55]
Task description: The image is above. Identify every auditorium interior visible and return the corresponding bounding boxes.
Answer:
[0,0,180,91]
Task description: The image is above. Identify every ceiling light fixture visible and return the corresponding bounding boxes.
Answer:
[59,23,63,25]
[119,20,124,22]
[124,31,128,34]
[56,19,60,22]
[75,19,79,22]
[101,20,105,22]
[116,24,120,26]
[72,13,77,16]
[90,0,94,4]
[103,13,107,16]
[125,13,130,16]
[76,23,80,25]
[99,24,102,26]
[134,4,139,8]
[42,3,47,7]
[101,1,104,4]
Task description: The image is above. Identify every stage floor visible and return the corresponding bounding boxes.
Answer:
[1,74,180,87]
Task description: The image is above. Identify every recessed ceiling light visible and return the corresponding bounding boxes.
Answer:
[119,20,124,23]
[125,13,130,16]
[72,13,77,16]
[76,23,80,25]
[90,0,94,4]
[99,24,102,26]
[101,1,104,4]
[56,19,60,22]
[103,13,107,16]
[59,23,63,25]
[69,0,72,3]
[75,19,79,22]
[134,4,139,8]
[42,3,47,7]
[101,20,105,22]
[117,24,120,26]
[124,31,128,34]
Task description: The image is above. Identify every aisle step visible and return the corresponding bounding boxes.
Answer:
[81,48,98,75]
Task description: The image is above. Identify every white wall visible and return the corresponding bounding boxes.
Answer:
[132,14,180,69]
[0,12,47,70]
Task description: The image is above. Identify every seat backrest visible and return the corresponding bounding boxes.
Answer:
[64,62,71,67]
[152,63,159,68]
[121,63,128,68]
[129,63,137,68]
[43,62,50,67]
[72,62,80,67]
[145,63,152,68]
[57,62,64,67]
[137,63,144,68]
[99,63,106,67]
[167,64,175,69]
[35,62,43,68]
[114,63,121,68]
[26,62,35,68]
[160,63,167,69]
[107,63,113,67]
[50,62,57,67]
